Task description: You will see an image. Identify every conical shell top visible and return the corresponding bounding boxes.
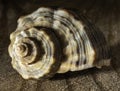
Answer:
[8,7,110,79]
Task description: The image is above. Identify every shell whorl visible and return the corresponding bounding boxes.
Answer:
[8,7,110,79]
[9,27,61,79]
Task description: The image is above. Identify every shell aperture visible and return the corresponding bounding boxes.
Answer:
[8,7,110,79]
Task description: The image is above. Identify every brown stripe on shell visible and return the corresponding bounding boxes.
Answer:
[77,14,111,67]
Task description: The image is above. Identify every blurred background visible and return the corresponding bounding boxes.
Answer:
[0,0,120,91]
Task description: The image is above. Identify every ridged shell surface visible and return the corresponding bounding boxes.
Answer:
[8,7,110,79]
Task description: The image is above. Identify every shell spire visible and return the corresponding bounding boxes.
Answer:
[8,7,110,79]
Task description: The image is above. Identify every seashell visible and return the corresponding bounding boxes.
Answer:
[8,7,111,79]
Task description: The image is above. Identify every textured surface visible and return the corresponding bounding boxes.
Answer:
[0,0,120,91]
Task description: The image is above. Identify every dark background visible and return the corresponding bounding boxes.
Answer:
[0,0,120,91]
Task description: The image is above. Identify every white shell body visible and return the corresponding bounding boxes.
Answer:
[8,7,110,79]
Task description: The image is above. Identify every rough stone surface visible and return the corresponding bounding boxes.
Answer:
[0,0,120,91]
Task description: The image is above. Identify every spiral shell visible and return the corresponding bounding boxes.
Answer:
[8,7,110,79]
